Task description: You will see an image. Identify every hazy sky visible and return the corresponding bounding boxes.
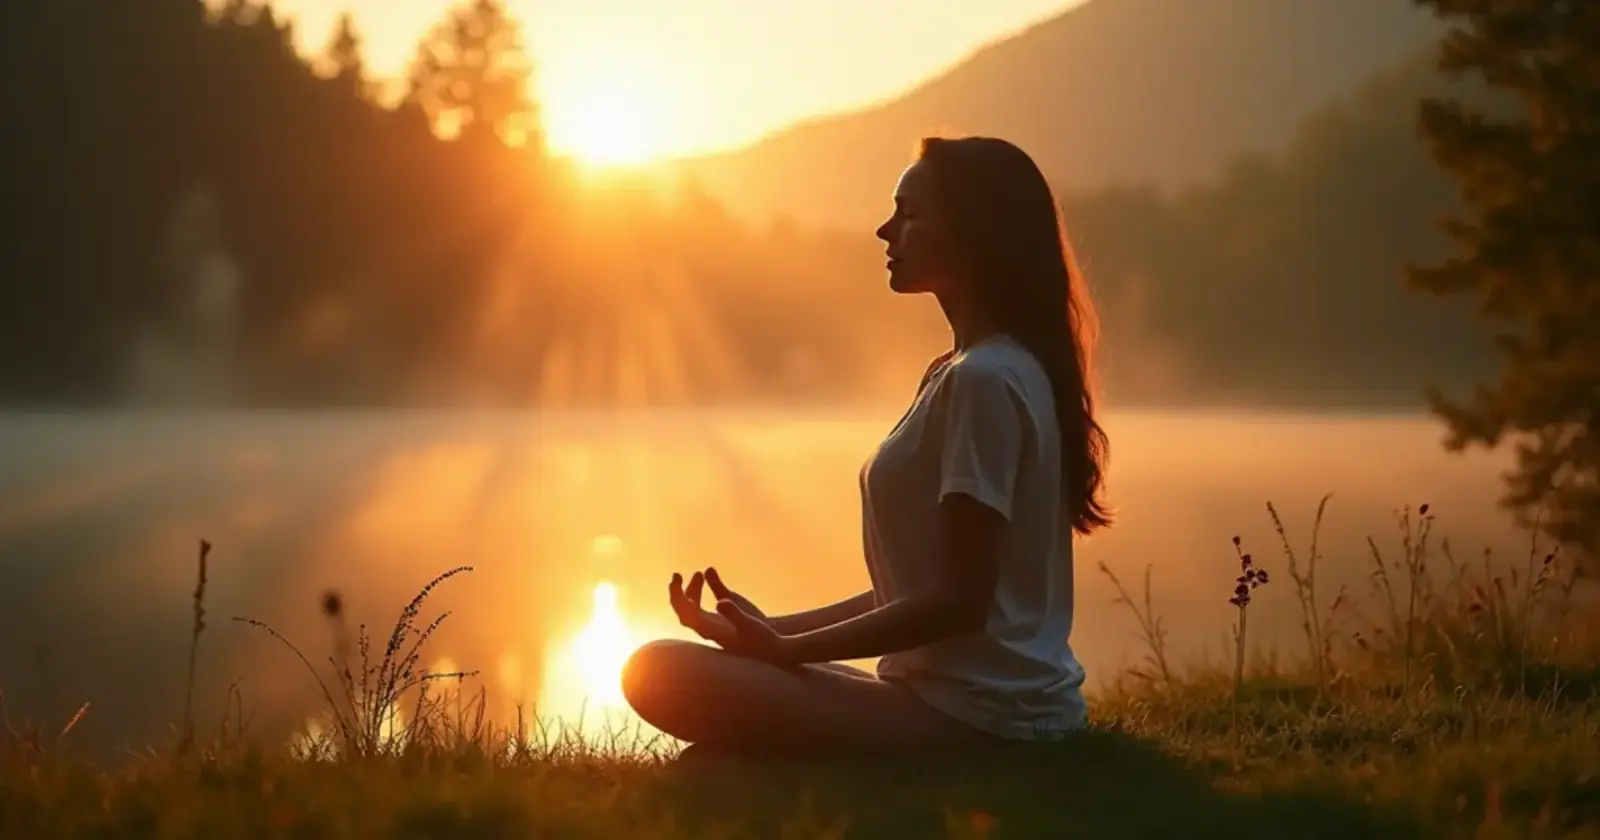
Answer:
[266,0,1086,160]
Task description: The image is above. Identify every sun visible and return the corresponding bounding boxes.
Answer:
[546,84,661,167]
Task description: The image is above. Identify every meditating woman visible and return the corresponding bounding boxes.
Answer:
[620,136,1113,753]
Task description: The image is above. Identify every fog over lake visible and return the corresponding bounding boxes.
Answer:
[0,408,1531,752]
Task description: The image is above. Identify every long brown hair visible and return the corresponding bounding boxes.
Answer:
[918,136,1112,535]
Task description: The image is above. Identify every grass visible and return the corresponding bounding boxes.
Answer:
[4,499,1600,839]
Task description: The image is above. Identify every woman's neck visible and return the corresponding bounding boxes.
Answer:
[937,293,999,352]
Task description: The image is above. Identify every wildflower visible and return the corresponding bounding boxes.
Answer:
[1229,548,1269,607]
[1227,535,1269,751]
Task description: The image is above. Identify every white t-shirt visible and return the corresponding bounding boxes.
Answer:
[860,333,1087,740]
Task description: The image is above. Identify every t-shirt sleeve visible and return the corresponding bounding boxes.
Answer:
[936,362,1028,521]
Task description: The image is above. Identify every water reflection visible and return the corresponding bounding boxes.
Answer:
[0,409,1525,753]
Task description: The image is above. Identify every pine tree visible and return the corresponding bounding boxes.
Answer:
[404,0,540,148]
[324,12,366,96]
[1408,0,1600,555]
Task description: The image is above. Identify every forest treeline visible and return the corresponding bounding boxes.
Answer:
[0,0,1495,410]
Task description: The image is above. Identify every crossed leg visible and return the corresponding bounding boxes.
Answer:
[620,639,992,755]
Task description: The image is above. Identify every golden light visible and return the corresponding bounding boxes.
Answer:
[568,581,635,706]
[535,578,665,747]
[545,81,662,167]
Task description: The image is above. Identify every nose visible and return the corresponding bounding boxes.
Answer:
[875,218,894,245]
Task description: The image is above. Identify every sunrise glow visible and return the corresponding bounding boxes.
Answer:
[544,82,662,167]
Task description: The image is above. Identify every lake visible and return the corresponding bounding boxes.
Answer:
[0,408,1532,752]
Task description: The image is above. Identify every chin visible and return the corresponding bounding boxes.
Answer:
[887,271,925,295]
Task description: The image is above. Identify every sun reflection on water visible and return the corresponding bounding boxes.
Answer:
[571,581,633,706]
[537,579,657,745]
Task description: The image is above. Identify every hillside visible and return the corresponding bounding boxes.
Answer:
[1067,45,1502,407]
[672,0,1444,231]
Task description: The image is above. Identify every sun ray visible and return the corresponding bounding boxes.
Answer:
[637,292,694,405]
[643,259,753,397]
[536,333,578,409]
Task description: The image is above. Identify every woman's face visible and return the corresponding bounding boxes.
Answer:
[875,160,953,295]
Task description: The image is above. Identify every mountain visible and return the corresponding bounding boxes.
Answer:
[671,0,1445,231]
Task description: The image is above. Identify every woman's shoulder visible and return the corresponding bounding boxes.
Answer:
[915,350,957,394]
[949,337,1045,392]
[938,340,1055,428]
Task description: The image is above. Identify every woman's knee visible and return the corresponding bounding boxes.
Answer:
[620,639,709,719]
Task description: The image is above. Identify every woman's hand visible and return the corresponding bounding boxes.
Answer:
[714,598,796,665]
[703,567,766,621]
[669,571,740,648]
[669,571,797,664]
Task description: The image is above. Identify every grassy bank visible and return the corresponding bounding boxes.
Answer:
[3,500,1598,839]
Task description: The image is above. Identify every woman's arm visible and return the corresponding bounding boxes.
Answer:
[767,590,877,635]
[776,493,1004,664]
[756,362,1023,665]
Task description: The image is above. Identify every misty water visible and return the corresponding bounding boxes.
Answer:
[0,408,1531,753]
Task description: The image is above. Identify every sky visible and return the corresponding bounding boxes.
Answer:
[265,0,1087,161]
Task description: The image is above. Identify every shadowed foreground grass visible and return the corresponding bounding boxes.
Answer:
[3,500,1599,838]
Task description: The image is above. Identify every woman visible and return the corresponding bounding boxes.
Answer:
[620,136,1112,753]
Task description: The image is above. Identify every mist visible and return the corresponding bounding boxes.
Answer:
[0,408,1539,755]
